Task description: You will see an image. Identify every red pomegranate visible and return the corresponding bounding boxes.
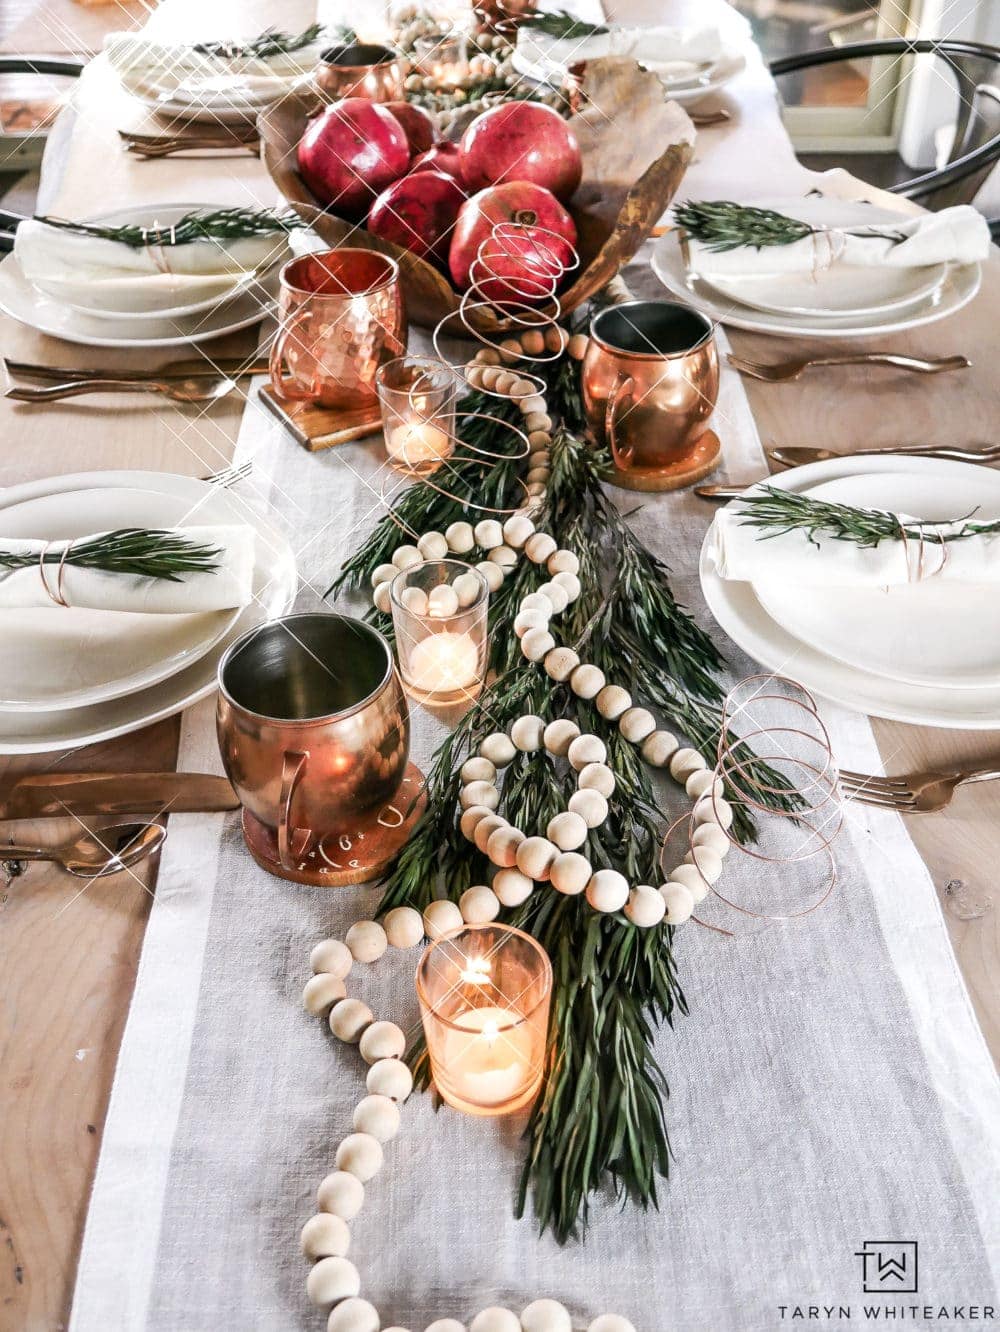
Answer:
[297,98,410,218]
[448,181,577,308]
[459,102,582,201]
[410,141,464,181]
[383,101,438,156]
[369,169,466,266]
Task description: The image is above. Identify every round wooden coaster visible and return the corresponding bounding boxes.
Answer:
[241,762,428,887]
[606,430,722,493]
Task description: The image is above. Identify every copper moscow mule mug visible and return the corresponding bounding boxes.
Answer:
[269,249,407,412]
[217,613,410,876]
[314,43,407,102]
[582,300,720,491]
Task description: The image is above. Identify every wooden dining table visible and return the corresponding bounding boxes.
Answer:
[0,0,997,1326]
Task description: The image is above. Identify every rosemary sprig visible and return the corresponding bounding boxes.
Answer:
[519,8,609,38]
[674,199,907,253]
[0,529,222,581]
[33,207,305,248]
[192,23,323,60]
[735,484,1000,548]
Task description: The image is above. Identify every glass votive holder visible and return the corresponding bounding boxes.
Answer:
[376,356,458,477]
[414,31,470,85]
[390,559,489,707]
[416,923,553,1116]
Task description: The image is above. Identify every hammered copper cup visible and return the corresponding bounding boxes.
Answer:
[217,613,410,878]
[582,300,720,491]
[314,43,407,102]
[269,249,407,412]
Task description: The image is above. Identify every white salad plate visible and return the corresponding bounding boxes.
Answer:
[699,455,1000,728]
[0,471,296,754]
[752,470,1000,690]
[0,486,246,712]
[132,74,307,124]
[512,41,745,104]
[48,270,259,321]
[652,199,981,338]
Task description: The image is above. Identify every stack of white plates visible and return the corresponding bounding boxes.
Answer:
[0,470,296,753]
[0,203,282,350]
[700,455,1000,728]
[652,197,982,338]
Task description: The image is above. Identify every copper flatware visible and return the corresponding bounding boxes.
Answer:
[694,482,763,498]
[840,764,1000,813]
[7,375,238,404]
[727,351,970,382]
[0,772,239,820]
[1,822,165,879]
[771,443,1000,467]
[125,139,260,159]
[5,356,270,383]
[690,108,731,127]
[119,126,258,146]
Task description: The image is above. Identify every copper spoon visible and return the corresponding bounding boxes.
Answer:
[1,822,166,879]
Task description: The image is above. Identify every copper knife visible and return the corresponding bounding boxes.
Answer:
[0,772,240,819]
[4,356,270,384]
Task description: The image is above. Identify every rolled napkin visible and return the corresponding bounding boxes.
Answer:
[0,525,256,613]
[515,23,721,79]
[105,30,325,99]
[709,505,1000,587]
[685,203,991,279]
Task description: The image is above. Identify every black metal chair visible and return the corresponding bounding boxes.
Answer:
[769,39,1000,211]
[0,55,85,252]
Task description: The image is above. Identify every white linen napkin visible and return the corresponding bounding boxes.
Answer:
[104,32,324,101]
[14,217,287,286]
[0,525,256,613]
[686,204,990,279]
[708,506,1000,586]
[515,24,721,78]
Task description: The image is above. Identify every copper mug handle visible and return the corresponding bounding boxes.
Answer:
[278,750,310,871]
[605,372,636,470]
[268,310,317,404]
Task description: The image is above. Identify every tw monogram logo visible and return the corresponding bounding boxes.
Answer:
[854,1241,919,1294]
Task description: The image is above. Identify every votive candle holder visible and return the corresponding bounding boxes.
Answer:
[377,355,458,476]
[416,923,553,1116]
[390,559,489,707]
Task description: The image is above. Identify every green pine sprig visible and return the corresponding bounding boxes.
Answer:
[0,528,222,582]
[192,23,324,60]
[674,199,908,253]
[33,207,305,248]
[519,8,610,38]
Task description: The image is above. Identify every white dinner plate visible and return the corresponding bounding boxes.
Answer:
[0,471,297,754]
[699,456,1000,728]
[0,486,247,711]
[512,43,745,105]
[752,471,1000,690]
[0,253,275,348]
[652,208,981,339]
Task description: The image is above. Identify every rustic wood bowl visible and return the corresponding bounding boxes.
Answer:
[260,60,695,334]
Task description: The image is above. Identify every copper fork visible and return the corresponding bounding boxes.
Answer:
[840,764,1000,813]
[727,352,971,383]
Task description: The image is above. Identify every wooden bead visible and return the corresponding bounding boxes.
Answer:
[544,325,568,353]
[503,514,535,547]
[400,586,429,617]
[544,646,579,681]
[306,1255,360,1307]
[303,973,347,1016]
[426,1322,467,1332]
[345,920,387,963]
[471,1310,520,1332]
[301,1212,350,1260]
[498,337,522,362]
[466,364,487,389]
[460,884,501,922]
[688,846,724,884]
[359,1020,406,1064]
[570,663,605,699]
[660,882,695,924]
[521,628,556,662]
[514,608,550,638]
[695,796,734,829]
[454,571,484,607]
[667,864,710,903]
[372,563,396,587]
[461,756,496,784]
[686,769,723,800]
[366,1057,413,1103]
[511,714,545,751]
[552,571,581,601]
[495,371,518,395]
[670,747,707,781]
[445,520,475,553]
[537,581,569,612]
[549,851,592,895]
[308,940,349,976]
[417,530,448,560]
[510,378,536,400]
[474,518,505,549]
[586,869,629,913]
[423,899,464,939]
[641,730,678,768]
[543,718,580,755]
[547,811,588,851]
[373,581,392,615]
[527,431,552,450]
[329,999,373,1044]
[526,467,551,486]
[487,825,525,868]
[519,591,552,615]
[567,734,606,771]
[588,1318,636,1332]
[519,394,547,417]
[353,1093,400,1142]
[460,804,494,841]
[619,707,656,744]
[476,346,502,366]
[383,905,424,949]
[493,867,534,906]
[488,544,518,569]
[461,780,499,810]
[327,1298,380,1332]
[521,329,546,355]
[524,411,553,433]
[692,823,731,857]
[316,1170,364,1220]
[568,788,608,828]
[391,544,421,570]
[524,532,557,564]
[335,1133,383,1182]
[516,836,559,881]
[578,761,616,797]
[522,1299,572,1332]
[428,583,459,618]
[595,685,631,720]
[476,560,505,592]
[625,885,666,928]
[567,333,589,360]
[479,365,503,390]
[473,813,506,853]
[547,548,579,576]
[481,732,517,766]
